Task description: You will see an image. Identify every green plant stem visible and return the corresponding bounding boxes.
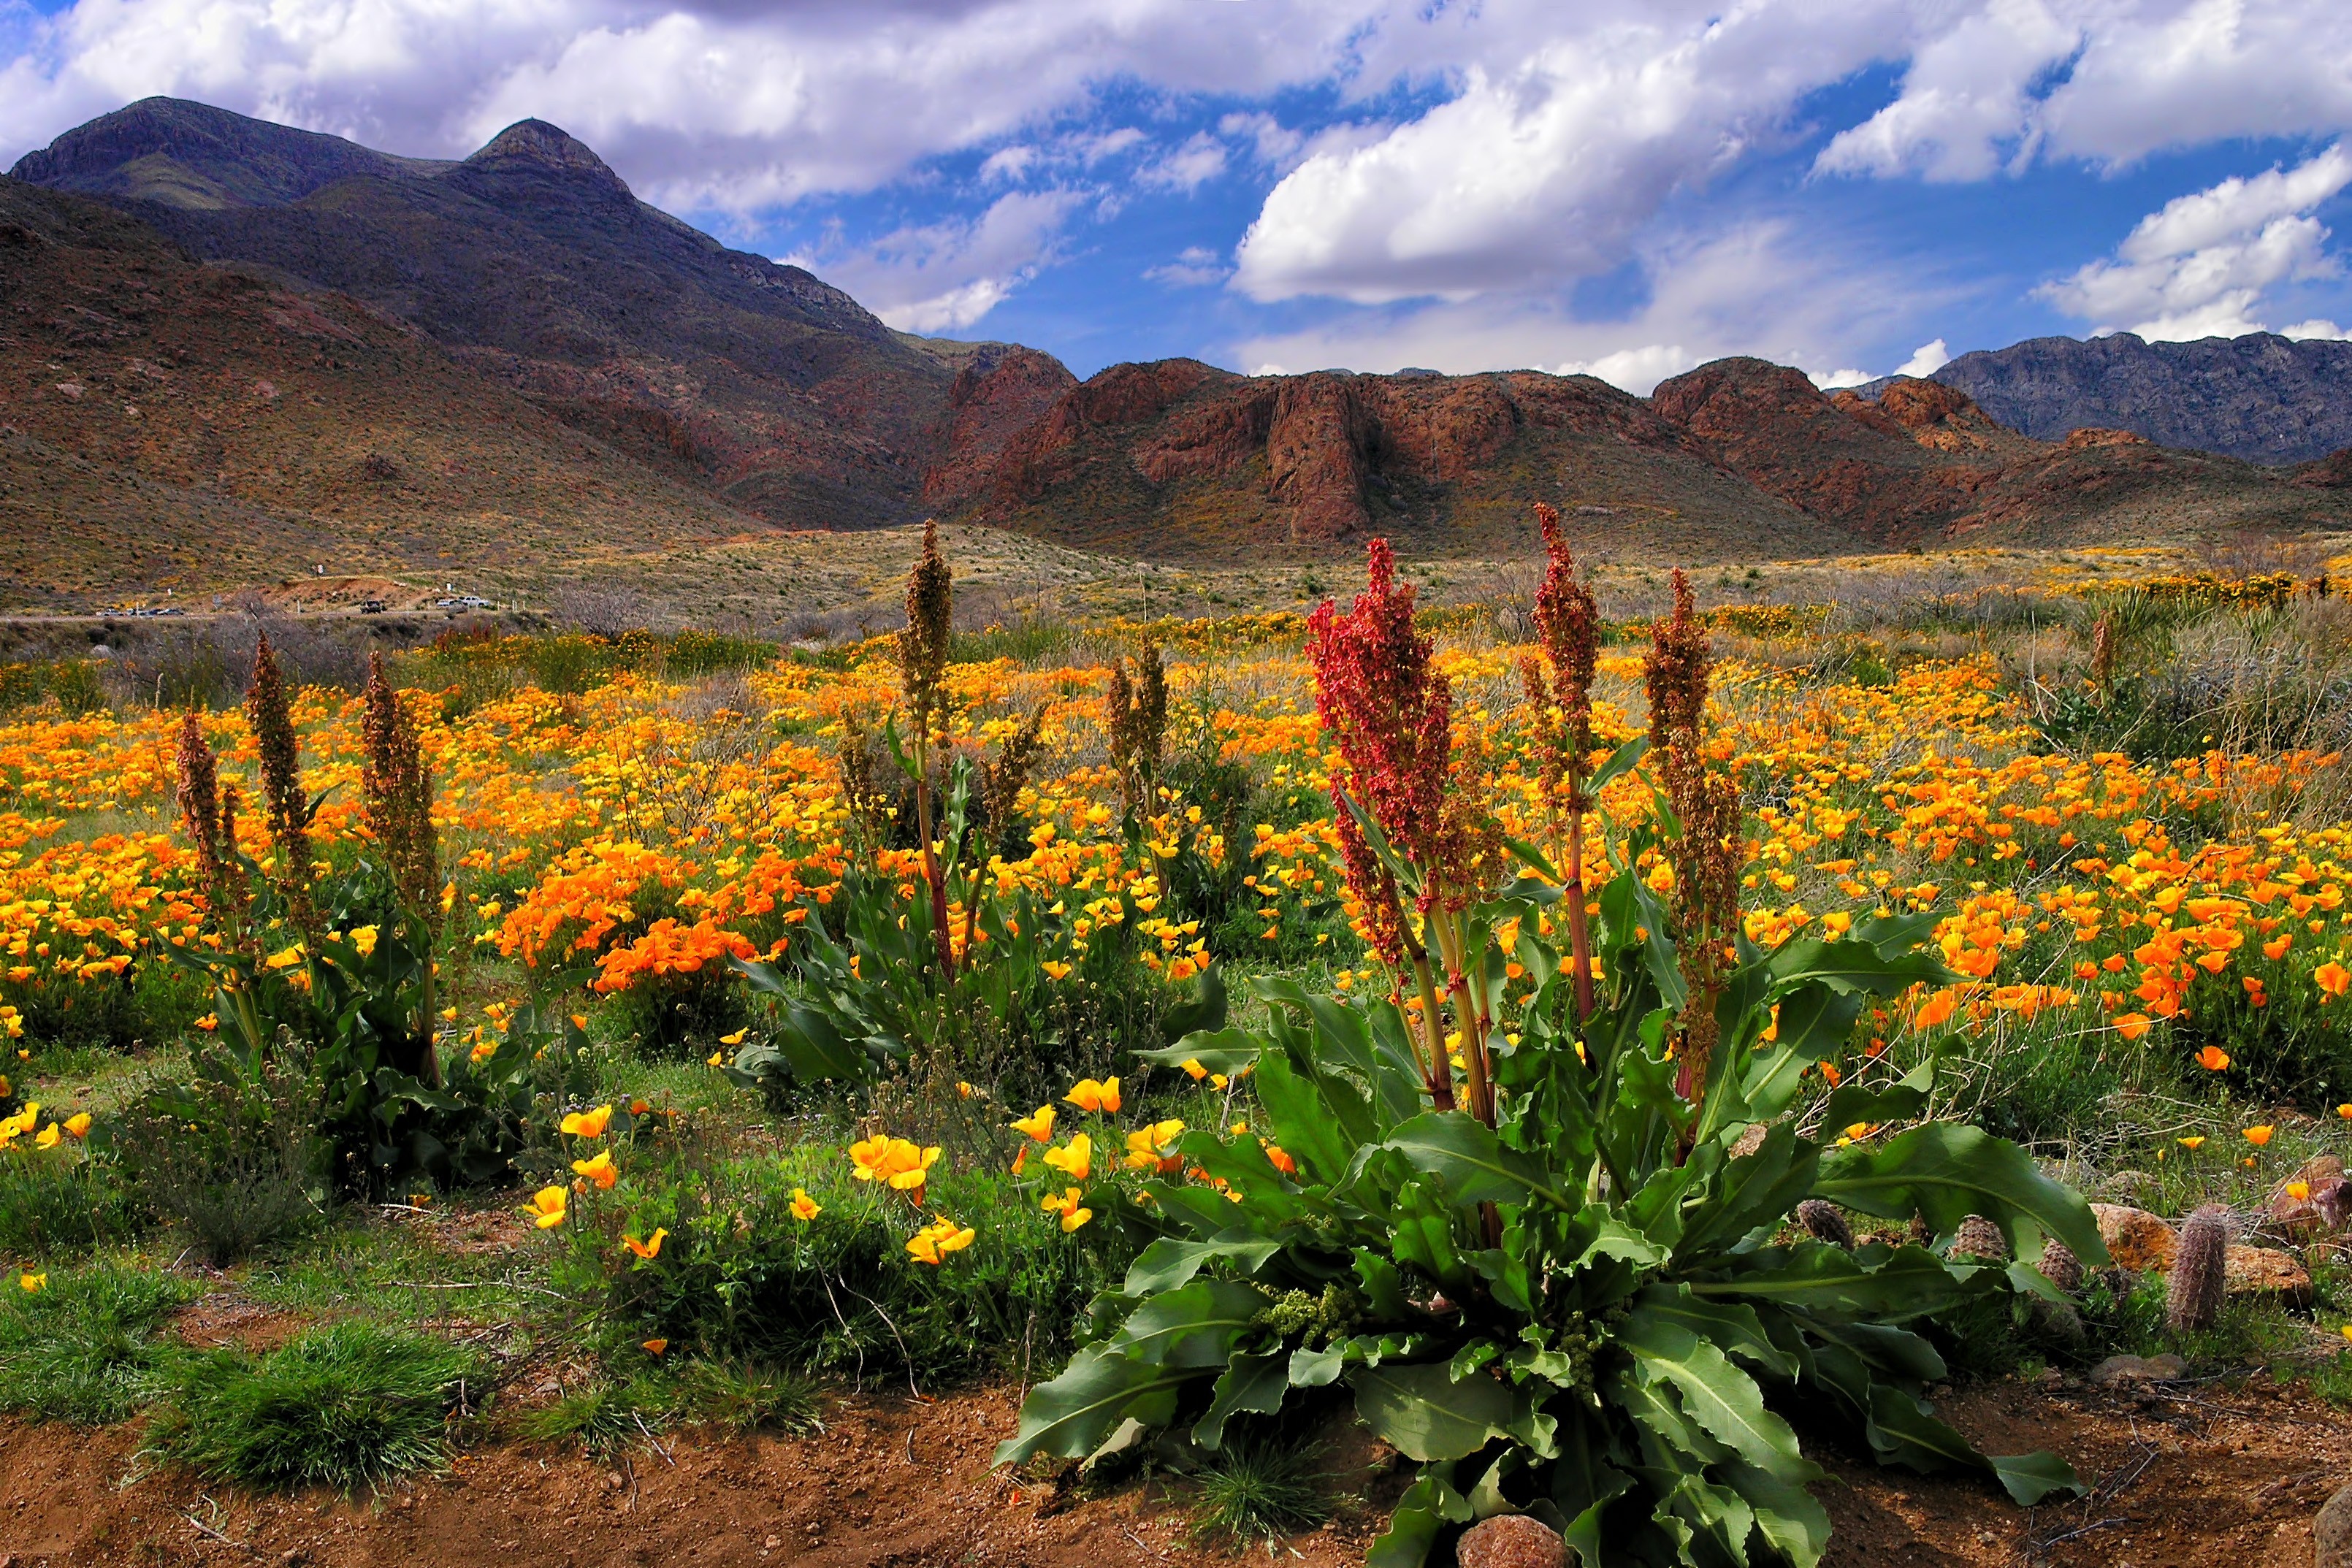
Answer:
[911,731,955,986]
[1565,794,1595,1026]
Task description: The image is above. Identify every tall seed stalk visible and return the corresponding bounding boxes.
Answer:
[900,521,958,982]
[361,653,443,1087]
[1643,571,1742,1155]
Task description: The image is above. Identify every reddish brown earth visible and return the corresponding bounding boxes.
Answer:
[5,1372,2346,1567]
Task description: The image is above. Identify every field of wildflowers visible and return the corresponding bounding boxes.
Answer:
[4,529,2352,1560]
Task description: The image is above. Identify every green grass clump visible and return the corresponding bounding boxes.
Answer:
[515,1375,667,1458]
[149,1321,480,1494]
[1189,1438,1332,1547]
[0,1262,195,1424]
[672,1356,822,1435]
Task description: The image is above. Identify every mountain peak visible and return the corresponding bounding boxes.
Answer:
[464,119,630,194]
[7,96,445,209]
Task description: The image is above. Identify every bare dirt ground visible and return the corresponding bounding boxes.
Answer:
[4,1369,2348,1567]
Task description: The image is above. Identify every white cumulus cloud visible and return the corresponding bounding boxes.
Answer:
[1895,337,1951,375]
[783,188,1085,333]
[2040,145,2352,340]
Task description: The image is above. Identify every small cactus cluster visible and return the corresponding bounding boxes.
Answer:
[2167,1204,2231,1333]
[1795,1199,1853,1249]
[1950,1215,2008,1261]
[2038,1238,2084,1295]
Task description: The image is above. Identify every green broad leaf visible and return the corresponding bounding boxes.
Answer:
[1389,1191,1471,1293]
[1806,1316,1950,1384]
[1864,1382,1973,1474]
[1589,735,1650,795]
[1354,1251,1410,1319]
[992,1343,1200,1465]
[1110,1280,1269,1367]
[1726,982,1863,1127]
[1503,835,1564,884]
[1813,1123,2109,1267]
[1571,1215,1672,1274]
[1863,1385,2085,1503]
[1549,1423,1633,1568]
[1290,1342,1346,1388]
[1619,1316,1817,1484]
[1160,962,1229,1043]
[1765,934,1952,995]
[1671,1124,1820,1263]
[1254,1049,1360,1183]
[1352,1362,1517,1461]
[1689,1242,1993,1320]
[1365,1469,1473,1568]
[1134,1027,1261,1077]
[1194,1350,1290,1450]
[1655,1471,1756,1567]
[773,1000,878,1082]
[1384,1112,1573,1210]
[1607,1361,1727,1468]
[1635,1286,1798,1380]
[1986,1450,2086,1505]
[1721,1459,1833,1568]
[1818,1058,1936,1139]
[1123,1234,1284,1296]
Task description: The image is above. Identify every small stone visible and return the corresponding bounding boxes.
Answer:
[2087,1353,2185,1387]
[2224,1244,2313,1306]
[2092,1204,2177,1271]
[606,1471,625,1491]
[2316,1482,2352,1567]
[1457,1514,1568,1568]
[764,1536,782,1550]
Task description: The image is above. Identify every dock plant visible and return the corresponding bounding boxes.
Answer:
[996,538,2109,1567]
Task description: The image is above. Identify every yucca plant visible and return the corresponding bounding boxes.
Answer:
[996,542,2107,1567]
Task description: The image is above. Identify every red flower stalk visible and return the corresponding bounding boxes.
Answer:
[1643,570,1742,1141]
[1309,539,1482,1114]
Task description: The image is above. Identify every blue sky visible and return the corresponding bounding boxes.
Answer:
[5,0,2352,389]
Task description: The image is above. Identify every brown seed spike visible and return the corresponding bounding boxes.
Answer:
[2167,1204,2230,1334]
[1795,1199,1854,1250]
[1950,1215,2008,1261]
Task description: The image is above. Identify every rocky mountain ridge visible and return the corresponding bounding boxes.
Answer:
[937,353,2347,562]
[1898,332,2352,465]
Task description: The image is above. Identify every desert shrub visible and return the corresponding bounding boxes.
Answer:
[0,657,109,714]
[0,957,210,1055]
[149,1321,481,1494]
[662,629,774,677]
[568,1130,1132,1386]
[110,1046,330,1265]
[605,968,749,1063]
[520,633,616,694]
[0,1262,196,1424]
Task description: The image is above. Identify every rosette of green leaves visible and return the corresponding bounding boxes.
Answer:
[994,856,2105,1567]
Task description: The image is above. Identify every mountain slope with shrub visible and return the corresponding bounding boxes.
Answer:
[11,99,1072,530]
[0,175,773,608]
